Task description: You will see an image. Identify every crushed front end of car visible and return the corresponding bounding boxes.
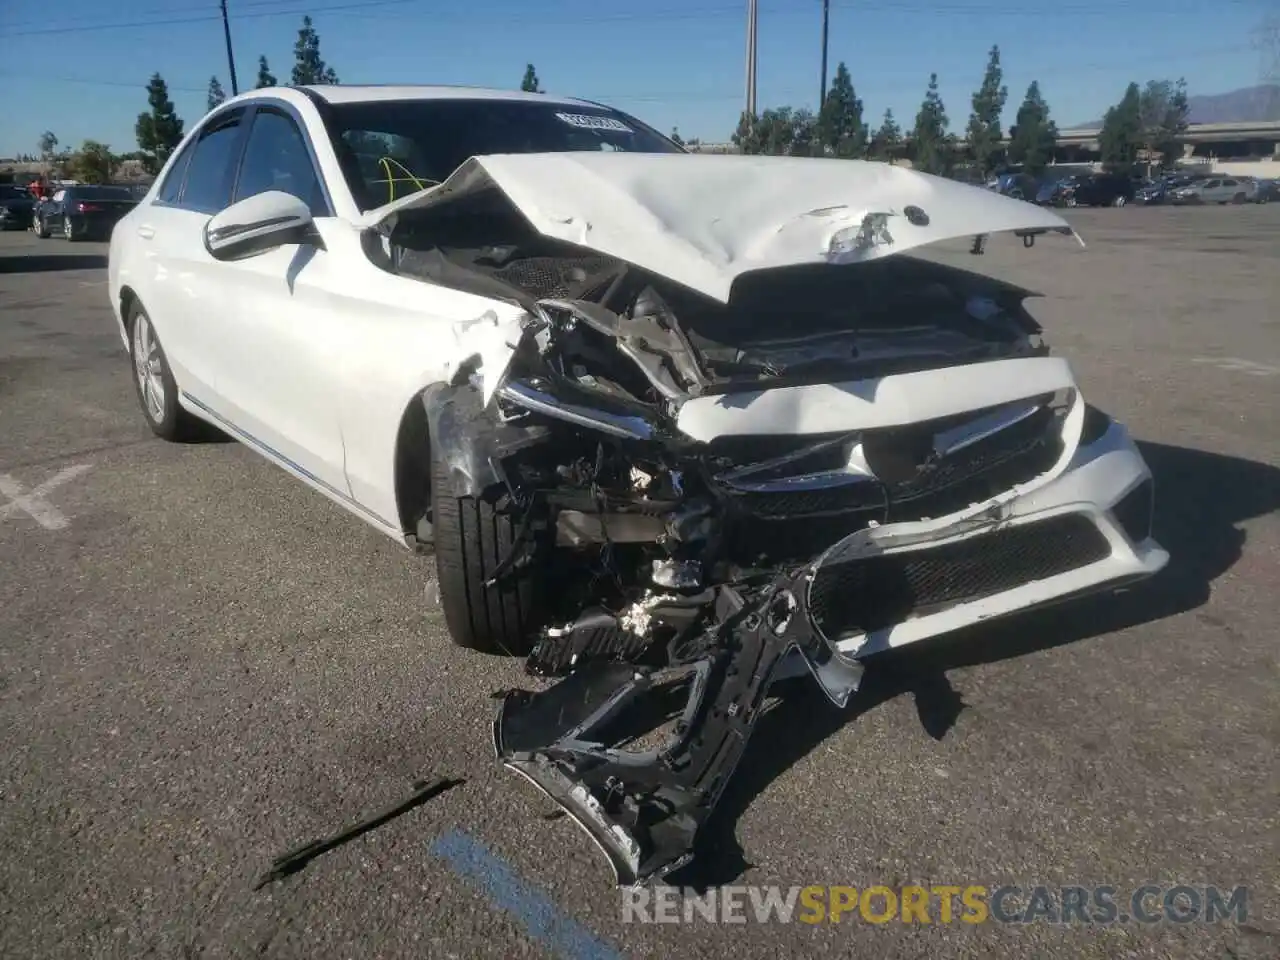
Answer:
[376,156,1168,885]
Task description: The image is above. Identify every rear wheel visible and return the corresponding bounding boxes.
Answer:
[34,216,49,238]
[127,300,201,441]
[1231,192,1246,204]
[1113,195,1128,207]
[63,216,77,241]
[431,443,546,655]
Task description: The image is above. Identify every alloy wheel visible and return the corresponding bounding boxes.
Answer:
[132,313,166,423]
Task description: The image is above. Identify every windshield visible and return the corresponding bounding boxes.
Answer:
[75,185,135,200]
[324,98,684,210]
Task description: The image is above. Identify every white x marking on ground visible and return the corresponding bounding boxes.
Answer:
[0,464,94,530]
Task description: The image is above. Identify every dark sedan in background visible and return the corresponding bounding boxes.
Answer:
[1036,172,1137,207]
[1134,173,1209,205]
[33,184,138,241]
[0,184,36,231]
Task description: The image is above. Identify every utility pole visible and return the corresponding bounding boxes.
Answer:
[220,0,239,96]
[820,0,830,107]
[744,0,758,122]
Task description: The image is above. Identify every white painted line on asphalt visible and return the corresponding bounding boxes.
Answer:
[0,463,93,530]
[1191,357,1279,377]
[77,280,106,288]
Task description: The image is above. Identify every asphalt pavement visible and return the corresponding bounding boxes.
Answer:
[1,205,1277,960]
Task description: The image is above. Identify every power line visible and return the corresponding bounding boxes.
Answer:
[0,0,1261,39]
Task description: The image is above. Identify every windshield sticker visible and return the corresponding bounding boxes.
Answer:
[554,112,634,133]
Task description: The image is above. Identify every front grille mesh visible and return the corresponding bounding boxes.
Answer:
[491,256,619,299]
[809,513,1111,637]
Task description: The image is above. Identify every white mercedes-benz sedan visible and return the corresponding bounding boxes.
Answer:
[108,83,1167,674]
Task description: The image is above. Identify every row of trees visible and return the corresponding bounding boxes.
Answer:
[34,16,346,182]
[37,20,1192,187]
[729,47,1189,178]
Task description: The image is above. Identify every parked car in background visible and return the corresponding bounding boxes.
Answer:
[1167,176,1252,205]
[1240,176,1277,204]
[0,183,35,230]
[33,184,140,241]
[1133,173,1208,205]
[1036,172,1136,207]
[987,172,1040,201]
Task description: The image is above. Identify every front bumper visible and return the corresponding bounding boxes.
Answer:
[814,415,1165,659]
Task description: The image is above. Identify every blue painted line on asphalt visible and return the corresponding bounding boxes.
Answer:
[430,829,624,960]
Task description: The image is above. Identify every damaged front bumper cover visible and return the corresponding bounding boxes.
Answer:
[493,562,864,887]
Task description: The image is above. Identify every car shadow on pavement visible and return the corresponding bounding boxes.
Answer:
[672,439,1280,889]
[0,253,108,273]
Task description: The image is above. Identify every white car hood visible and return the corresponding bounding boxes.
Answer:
[358,153,1081,304]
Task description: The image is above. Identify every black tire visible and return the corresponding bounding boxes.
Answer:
[126,299,202,442]
[431,444,544,655]
[63,216,77,241]
[34,216,49,239]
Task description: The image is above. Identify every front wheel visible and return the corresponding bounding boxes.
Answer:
[431,443,546,655]
[33,216,49,239]
[1113,195,1128,207]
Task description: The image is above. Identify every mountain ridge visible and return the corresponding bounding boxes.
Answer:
[1065,83,1280,129]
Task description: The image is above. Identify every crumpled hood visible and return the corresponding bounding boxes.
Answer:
[359,153,1081,303]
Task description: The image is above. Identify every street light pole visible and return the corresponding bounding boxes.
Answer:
[220,0,240,96]
[744,0,758,121]
[820,0,830,106]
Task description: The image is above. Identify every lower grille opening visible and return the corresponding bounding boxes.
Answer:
[1110,479,1154,544]
[809,513,1112,637]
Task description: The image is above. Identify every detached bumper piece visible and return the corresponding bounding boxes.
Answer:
[494,570,858,886]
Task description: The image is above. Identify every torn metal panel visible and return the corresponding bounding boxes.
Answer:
[495,569,860,887]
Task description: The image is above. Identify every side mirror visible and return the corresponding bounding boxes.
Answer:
[203,190,316,261]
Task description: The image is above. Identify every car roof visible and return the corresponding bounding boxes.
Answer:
[295,84,600,108]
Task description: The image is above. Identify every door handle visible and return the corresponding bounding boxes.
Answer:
[137,225,155,240]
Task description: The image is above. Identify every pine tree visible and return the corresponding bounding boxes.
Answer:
[135,73,185,176]
[1138,78,1190,171]
[732,111,763,155]
[256,56,277,89]
[966,45,1008,177]
[206,76,226,112]
[869,108,902,161]
[912,73,951,175]
[292,16,338,86]
[1006,81,1059,175]
[817,62,865,157]
[520,64,543,93]
[1099,82,1143,174]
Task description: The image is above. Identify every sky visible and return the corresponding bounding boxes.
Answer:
[0,0,1272,157]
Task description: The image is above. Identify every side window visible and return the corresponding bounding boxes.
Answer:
[1203,179,1220,189]
[234,109,327,215]
[1222,179,1237,187]
[157,137,198,204]
[179,114,246,214]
